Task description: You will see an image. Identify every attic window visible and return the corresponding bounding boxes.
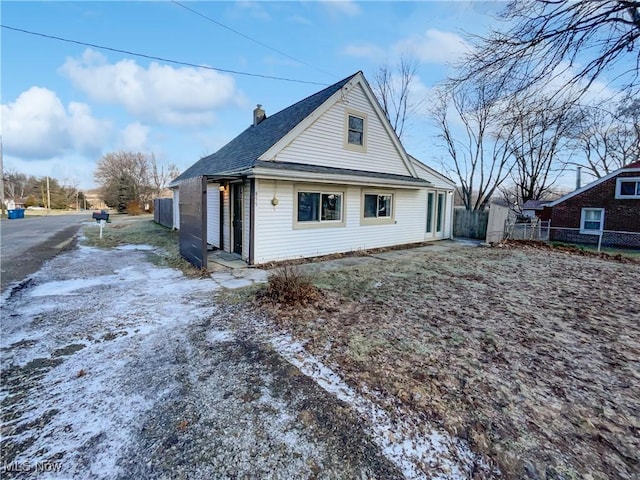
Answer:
[344,110,367,152]
[615,177,640,199]
[348,115,364,145]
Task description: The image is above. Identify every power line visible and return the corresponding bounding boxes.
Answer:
[0,24,329,86]
[170,0,336,79]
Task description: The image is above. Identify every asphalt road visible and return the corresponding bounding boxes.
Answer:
[0,212,90,293]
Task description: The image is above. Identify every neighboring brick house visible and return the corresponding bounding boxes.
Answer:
[541,161,640,248]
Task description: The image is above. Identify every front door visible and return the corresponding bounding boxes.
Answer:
[232,183,243,255]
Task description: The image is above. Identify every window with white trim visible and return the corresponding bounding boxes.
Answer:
[363,193,393,219]
[580,208,604,234]
[615,177,640,199]
[297,191,343,223]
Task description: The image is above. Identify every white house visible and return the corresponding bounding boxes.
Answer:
[171,71,455,267]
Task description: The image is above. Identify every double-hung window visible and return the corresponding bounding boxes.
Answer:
[296,190,343,226]
[344,110,367,152]
[580,208,604,234]
[348,115,364,146]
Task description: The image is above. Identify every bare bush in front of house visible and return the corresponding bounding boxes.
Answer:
[257,265,320,306]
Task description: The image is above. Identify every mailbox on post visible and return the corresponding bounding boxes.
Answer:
[92,210,110,238]
[92,210,110,222]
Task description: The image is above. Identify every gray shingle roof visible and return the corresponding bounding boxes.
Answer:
[173,72,360,183]
[254,160,431,186]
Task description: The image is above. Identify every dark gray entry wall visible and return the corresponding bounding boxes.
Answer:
[179,176,207,269]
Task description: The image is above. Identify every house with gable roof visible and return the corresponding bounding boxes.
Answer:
[171,71,455,267]
[538,161,640,248]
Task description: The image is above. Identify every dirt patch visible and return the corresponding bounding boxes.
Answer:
[258,241,436,269]
[256,245,640,479]
[503,239,640,263]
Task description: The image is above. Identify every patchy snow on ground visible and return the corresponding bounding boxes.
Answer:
[1,244,219,479]
[1,235,502,480]
[269,333,494,479]
[115,244,156,251]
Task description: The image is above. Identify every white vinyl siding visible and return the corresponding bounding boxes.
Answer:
[172,189,180,230]
[243,180,251,261]
[206,183,220,248]
[271,84,411,176]
[222,186,231,252]
[412,161,456,190]
[253,179,426,264]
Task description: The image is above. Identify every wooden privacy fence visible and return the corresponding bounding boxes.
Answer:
[153,198,173,229]
[453,208,489,239]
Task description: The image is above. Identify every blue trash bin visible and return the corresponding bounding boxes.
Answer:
[7,209,17,219]
[17,209,25,218]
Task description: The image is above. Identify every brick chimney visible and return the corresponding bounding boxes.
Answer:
[253,104,266,126]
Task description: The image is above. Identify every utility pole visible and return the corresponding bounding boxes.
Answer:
[0,136,5,219]
[47,176,51,215]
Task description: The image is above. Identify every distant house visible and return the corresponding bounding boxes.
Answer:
[171,71,455,267]
[3,198,25,210]
[522,200,551,219]
[540,161,640,248]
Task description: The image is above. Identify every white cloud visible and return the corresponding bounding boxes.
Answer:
[119,123,150,152]
[228,1,271,21]
[342,43,386,62]
[59,49,243,126]
[3,155,99,191]
[393,29,471,64]
[287,14,311,25]
[320,0,361,17]
[1,86,111,159]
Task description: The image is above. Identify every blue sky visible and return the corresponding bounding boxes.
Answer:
[2,1,502,191]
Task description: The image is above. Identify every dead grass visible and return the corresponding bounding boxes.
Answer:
[256,245,640,480]
[82,217,204,277]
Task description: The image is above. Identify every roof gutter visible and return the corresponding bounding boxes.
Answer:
[247,167,432,189]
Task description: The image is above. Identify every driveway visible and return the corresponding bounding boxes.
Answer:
[0,213,89,293]
[0,241,406,479]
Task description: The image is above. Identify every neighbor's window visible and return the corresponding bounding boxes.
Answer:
[616,177,640,199]
[297,191,342,223]
[364,193,392,218]
[348,115,364,146]
[580,208,604,234]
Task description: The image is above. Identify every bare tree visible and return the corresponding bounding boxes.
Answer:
[504,93,580,207]
[569,98,640,178]
[459,1,640,100]
[149,154,180,198]
[372,56,421,141]
[3,169,28,202]
[431,81,515,211]
[95,152,179,211]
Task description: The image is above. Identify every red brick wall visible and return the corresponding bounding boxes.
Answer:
[550,171,640,247]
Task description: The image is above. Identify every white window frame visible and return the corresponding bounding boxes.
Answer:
[615,177,640,199]
[293,185,345,229]
[580,208,605,235]
[344,109,367,153]
[361,190,394,225]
